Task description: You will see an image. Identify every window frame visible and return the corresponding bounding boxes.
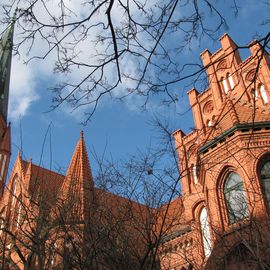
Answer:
[258,157,270,209]
[199,206,212,257]
[223,172,249,224]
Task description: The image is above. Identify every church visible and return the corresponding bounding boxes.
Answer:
[0,23,270,269]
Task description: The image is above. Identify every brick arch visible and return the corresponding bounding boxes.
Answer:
[253,150,270,186]
[254,151,270,172]
[245,68,257,82]
[191,201,213,258]
[191,199,205,221]
[215,164,237,191]
[215,165,248,227]
[254,151,270,209]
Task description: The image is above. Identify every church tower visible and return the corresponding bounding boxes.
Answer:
[159,34,270,269]
[0,24,13,197]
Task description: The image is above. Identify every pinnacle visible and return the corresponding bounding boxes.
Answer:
[80,130,84,139]
[60,132,94,221]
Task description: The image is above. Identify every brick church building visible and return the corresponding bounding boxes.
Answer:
[0,23,270,269]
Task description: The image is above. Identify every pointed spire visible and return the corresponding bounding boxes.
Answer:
[65,130,93,186]
[0,21,14,122]
[60,131,94,222]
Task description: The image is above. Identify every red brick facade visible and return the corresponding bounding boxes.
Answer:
[1,28,270,269]
[159,34,270,269]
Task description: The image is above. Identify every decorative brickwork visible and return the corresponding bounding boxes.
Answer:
[160,34,270,269]
[0,28,270,269]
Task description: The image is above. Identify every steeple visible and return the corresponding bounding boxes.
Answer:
[0,23,14,122]
[60,131,94,222]
[0,23,14,198]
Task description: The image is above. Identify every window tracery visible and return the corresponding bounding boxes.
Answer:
[224,172,249,224]
[260,160,270,208]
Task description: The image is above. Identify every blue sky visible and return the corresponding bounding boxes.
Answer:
[5,0,270,178]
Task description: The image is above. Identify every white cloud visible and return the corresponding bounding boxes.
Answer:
[8,58,39,120]
[2,0,162,122]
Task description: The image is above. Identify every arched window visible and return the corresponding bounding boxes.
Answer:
[11,177,18,205]
[199,207,212,257]
[228,73,235,89]
[0,208,6,235]
[51,243,58,266]
[192,164,198,184]
[259,84,268,104]
[207,119,212,127]
[221,77,229,94]
[12,194,22,230]
[15,195,22,228]
[224,172,249,224]
[260,160,270,208]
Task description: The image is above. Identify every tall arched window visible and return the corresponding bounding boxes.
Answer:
[224,172,249,224]
[259,84,268,104]
[221,77,229,94]
[199,207,212,257]
[228,73,235,89]
[11,177,18,205]
[192,164,198,184]
[12,194,23,230]
[260,160,270,208]
[0,208,6,235]
[15,195,22,228]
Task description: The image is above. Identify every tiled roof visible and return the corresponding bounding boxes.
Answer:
[155,196,187,238]
[208,98,270,140]
[22,159,64,205]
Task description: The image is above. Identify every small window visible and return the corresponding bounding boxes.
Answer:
[251,88,258,101]
[224,172,249,224]
[0,208,6,235]
[260,160,270,208]
[222,77,229,94]
[259,84,268,104]
[192,165,198,184]
[228,74,235,89]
